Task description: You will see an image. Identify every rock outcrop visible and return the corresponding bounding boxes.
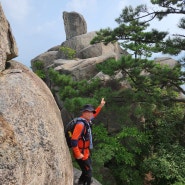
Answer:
[0,3,18,72]
[0,61,73,185]
[63,11,87,40]
[0,4,73,185]
[31,11,126,81]
[31,11,178,83]
[73,168,102,185]
[155,57,177,68]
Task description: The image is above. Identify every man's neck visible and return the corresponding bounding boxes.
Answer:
[80,116,90,122]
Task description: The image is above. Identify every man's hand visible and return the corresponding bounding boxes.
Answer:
[100,98,106,107]
[76,153,84,159]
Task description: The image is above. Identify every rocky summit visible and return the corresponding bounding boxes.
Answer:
[31,11,127,81]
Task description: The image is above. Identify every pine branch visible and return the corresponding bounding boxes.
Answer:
[133,10,185,24]
[170,82,185,94]
[166,97,185,103]
[172,34,185,38]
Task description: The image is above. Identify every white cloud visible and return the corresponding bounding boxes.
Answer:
[66,0,97,12]
[1,0,31,22]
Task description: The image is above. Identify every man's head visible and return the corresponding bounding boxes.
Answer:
[81,104,96,121]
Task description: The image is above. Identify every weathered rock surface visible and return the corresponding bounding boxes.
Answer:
[0,60,73,185]
[0,3,18,72]
[53,54,117,80]
[73,168,102,185]
[63,11,87,40]
[59,31,124,60]
[31,50,58,71]
[155,57,177,68]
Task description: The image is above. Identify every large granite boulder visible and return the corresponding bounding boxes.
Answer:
[31,50,59,71]
[63,11,87,40]
[0,3,18,72]
[58,31,97,58]
[0,4,73,184]
[53,54,117,80]
[155,57,177,68]
[59,31,124,60]
[0,61,73,185]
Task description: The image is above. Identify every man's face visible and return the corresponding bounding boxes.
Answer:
[82,111,94,121]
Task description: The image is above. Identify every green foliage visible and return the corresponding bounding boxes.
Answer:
[59,86,78,99]
[45,2,185,182]
[91,5,168,59]
[150,0,184,14]
[47,55,185,184]
[77,78,101,97]
[48,68,75,87]
[94,55,185,184]
[124,1,185,56]
[35,70,46,79]
[90,27,116,45]
[97,55,184,104]
[178,17,185,29]
[91,2,185,57]
[161,36,185,55]
[48,68,105,115]
[32,60,44,69]
[92,124,149,185]
[59,46,76,59]
[64,97,99,116]
[32,60,46,79]
[96,58,121,75]
[142,144,185,185]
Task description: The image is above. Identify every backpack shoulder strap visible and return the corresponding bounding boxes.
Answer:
[75,117,89,135]
[75,117,88,126]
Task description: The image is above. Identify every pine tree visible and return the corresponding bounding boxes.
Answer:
[91,5,168,59]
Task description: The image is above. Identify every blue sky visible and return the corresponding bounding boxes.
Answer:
[1,0,184,68]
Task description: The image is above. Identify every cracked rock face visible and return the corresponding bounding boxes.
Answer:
[0,61,73,185]
[0,3,18,72]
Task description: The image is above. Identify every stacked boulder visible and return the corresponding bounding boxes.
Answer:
[31,11,126,81]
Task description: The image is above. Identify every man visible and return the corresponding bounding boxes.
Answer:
[71,98,106,185]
